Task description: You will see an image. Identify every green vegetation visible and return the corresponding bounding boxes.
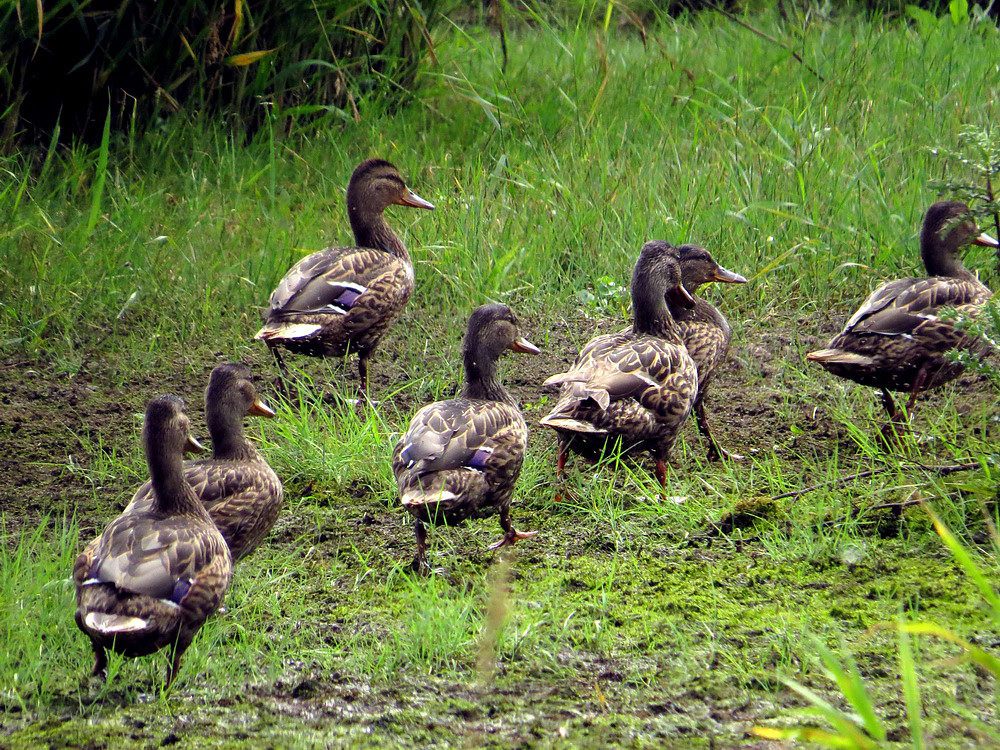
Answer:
[1,6,999,747]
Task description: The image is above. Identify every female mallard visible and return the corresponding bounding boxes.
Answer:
[392,304,540,572]
[74,396,232,687]
[807,201,998,425]
[128,363,283,562]
[255,159,434,396]
[540,241,699,495]
[668,244,747,461]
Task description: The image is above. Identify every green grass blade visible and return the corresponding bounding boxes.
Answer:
[897,622,925,750]
[84,107,112,237]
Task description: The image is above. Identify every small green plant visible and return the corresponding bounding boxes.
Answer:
[928,124,1000,269]
[753,505,1000,747]
[906,0,998,36]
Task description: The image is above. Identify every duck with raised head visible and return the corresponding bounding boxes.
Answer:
[74,396,232,687]
[128,363,283,562]
[807,201,998,426]
[668,244,747,462]
[255,159,435,396]
[392,304,540,573]
[540,241,699,495]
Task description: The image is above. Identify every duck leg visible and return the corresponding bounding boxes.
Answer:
[411,519,429,574]
[268,344,292,397]
[878,388,911,444]
[879,388,903,422]
[358,351,371,400]
[488,505,538,551]
[90,641,108,679]
[905,364,930,416]
[655,458,668,501]
[696,397,744,462]
[553,440,569,502]
[165,642,187,689]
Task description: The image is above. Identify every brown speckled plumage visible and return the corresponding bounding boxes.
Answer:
[128,364,283,562]
[73,396,232,687]
[540,241,699,491]
[392,304,540,572]
[668,244,747,461]
[807,201,998,423]
[255,159,434,393]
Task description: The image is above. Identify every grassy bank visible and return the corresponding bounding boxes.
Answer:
[1,8,999,747]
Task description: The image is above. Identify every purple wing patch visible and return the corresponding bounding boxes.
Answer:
[468,448,493,470]
[171,578,193,605]
[335,288,362,308]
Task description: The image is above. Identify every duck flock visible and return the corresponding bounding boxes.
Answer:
[73,158,998,687]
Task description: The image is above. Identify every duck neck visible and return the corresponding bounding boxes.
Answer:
[632,277,682,341]
[461,347,511,403]
[146,439,204,518]
[922,245,973,280]
[208,408,257,462]
[922,223,975,280]
[349,204,409,261]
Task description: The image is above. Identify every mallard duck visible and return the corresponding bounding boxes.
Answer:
[668,244,747,461]
[540,240,699,494]
[807,201,998,426]
[255,159,435,396]
[392,304,540,572]
[74,396,232,687]
[128,363,283,562]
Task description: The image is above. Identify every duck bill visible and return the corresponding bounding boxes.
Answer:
[185,435,207,454]
[712,265,747,284]
[248,398,276,418]
[973,231,1000,248]
[397,188,435,211]
[509,336,541,354]
[667,284,697,308]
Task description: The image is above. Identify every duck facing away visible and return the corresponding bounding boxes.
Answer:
[128,363,283,562]
[255,159,435,396]
[540,240,699,496]
[807,201,998,427]
[392,304,540,573]
[669,244,747,461]
[74,396,232,688]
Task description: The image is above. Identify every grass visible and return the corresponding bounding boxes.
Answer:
[1,6,999,747]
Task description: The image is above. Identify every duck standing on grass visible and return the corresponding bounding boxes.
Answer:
[669,244,747,462]
[127,363,283,562]
[807,201,998,431]
[255,159,435,398]
[540,241,699,498]
[74,396,232,688]
[393,304,540,573]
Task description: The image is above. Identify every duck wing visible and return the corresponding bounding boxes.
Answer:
[75,512,229,603]
[267,246,409,316]
[842,277,990,337]
[544,333,695,419]
[394,399,525,477]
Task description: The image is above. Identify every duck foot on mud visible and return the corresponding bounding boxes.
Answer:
[488,508,538,551]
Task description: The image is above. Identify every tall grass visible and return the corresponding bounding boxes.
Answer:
[4,9,1000,362]
[0,0,448,147]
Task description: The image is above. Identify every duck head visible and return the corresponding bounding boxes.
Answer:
[347,159,435,218]
[206,363,275,421]
[922,200,999,277]
[464,303,540,362]
[632,240,695,318]
[675,244,747,293]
